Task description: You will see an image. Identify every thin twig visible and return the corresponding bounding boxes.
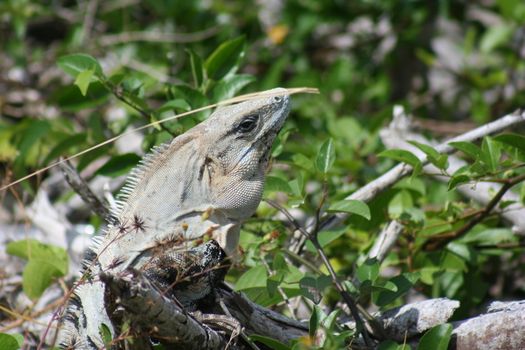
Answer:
[81,0,99,44]
[58,159,111,220]
[99,27,220,46]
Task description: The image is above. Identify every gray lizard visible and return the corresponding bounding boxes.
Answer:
[58,88,291,349]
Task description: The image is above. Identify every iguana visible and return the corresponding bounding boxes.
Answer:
[58,88,291,349]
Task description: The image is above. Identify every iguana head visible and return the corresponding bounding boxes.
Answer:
[203,87,291,219]
[116,88,290,253]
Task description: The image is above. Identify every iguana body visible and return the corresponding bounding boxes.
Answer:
[58,88,290,349]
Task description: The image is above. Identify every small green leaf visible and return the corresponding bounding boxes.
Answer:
[309,305,323,338]
[481,137,500,172]
[375,272,420,306]
[22,260,63,299]
[388,190,413,218]
[460,228,516,245]
[264,176,293,194]
[449,141,482,160]
[379,149,422,174]
[57,53,104,78]
[205,37,246,80]
[291,153,314,171]
[447,174,471,191]
[316,138,336,173]
[74,68,95,96]
[211,74,255,101]
[408,140,449,170]
[6,239,69,274]
[157,99,191,113]
[7,239,69,299]
[417,324,453,350]
[327,199,371,220]
[356,259,380,283]
[186,48,204,87]
[494,133,525,153]
[480,25,513,53]
[96,153,141,178]
[44,133,87,164]
[235,265,267,290]
[378,340,408,350]
[249,335,291,350]
[0,333,21,350]
[99,323,113,348]
[299,275,332,303]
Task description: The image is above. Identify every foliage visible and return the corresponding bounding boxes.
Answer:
[1,1,525,349]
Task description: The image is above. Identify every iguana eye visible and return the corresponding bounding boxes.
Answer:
[236,114,259,133]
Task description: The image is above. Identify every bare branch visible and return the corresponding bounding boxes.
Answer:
[58,159,111,220]
[99,27,220,46]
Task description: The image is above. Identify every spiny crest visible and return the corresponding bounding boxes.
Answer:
[112,142,172,216]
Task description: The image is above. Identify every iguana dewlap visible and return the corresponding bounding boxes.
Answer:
[58,88,290,349]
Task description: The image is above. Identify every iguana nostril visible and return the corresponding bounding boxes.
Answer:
[273,95,283,103]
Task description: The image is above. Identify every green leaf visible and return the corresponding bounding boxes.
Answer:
[0,333,20,350]
[327,199,371,220]
[249,335,291,350]
[417,324,453,350]
[449,141,482,160]
[99,323,113,348]
[388,190,413,217]
[291,153,314,171]
[305,228,346,252]
[379,149,422,174]
[74,68,95,96]
[95,153,141,178]
[44,133,87,164]
[480,25,513,53]
[235,265,267,290]
[447,174,471,191]
[309,305,323,338]
[299,275,332,303]
[408,140,449,170]
[7,239,69,299]
[378,340,408,350]
[22,260,63,299]
[494,133,525,153]
[6,239,68,274]
[481,137,500,172]
[316,138,336,173]
[264,176,293,194]
[157,99,192,114]
[460,228,516,245]
[13,120,51,168]
[57,53,104,79]
[205,36,246,80]
[356,259,380,283]
[211,74,255,102]
[375,272,419,306]
[186,48,204,87]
